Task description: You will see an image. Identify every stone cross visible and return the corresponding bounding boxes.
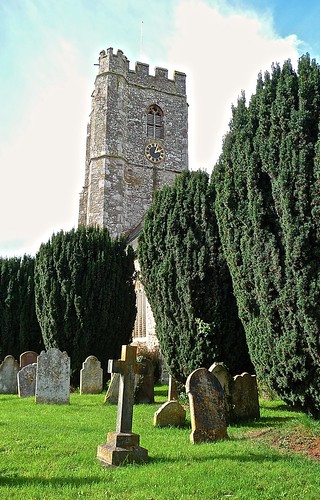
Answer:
[108,344,144,433]
[97,344,148,466]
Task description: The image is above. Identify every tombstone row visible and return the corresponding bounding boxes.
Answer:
[0,350,105,402]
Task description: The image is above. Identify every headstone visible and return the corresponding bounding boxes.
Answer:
[35,348,70,404]
[186,367,228,444]
[104,373,121,404]
[209,362,233,424]
[134,357,154,403]
[80,355,103,394]
[17,363,37,398]
[153,401,186,427]
[168,374,179,401]
[0,355,19,394]
[231,372,260,421]
[20,351,38,369]
[97,345,148,466]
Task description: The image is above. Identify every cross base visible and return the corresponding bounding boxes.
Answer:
[97,431,148,466]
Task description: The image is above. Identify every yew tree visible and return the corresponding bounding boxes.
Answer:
[138,170,253,383]
[34,226,136,383]
[214,54,320,416]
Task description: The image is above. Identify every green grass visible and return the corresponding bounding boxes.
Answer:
[0,386,319,499]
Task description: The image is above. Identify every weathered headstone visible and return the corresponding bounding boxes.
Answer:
[0,355,19,394]
[80,355,103,394]
[231,372,260,421]
[209,362,233,424]
[17,363,37,398]
[153,401,186,427]
[168,374,179,401]
[134,357,154,403]
[35,348,70,405]
[104,373,121,404]
[20,351,38,369]
[97,345,148,466]
[186,367,228,444]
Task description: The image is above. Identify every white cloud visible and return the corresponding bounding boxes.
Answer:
[0,38,91,256]
[167,0,300,171]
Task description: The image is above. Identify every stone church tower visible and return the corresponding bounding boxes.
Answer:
[78,47,188,349]
[78,47,188,237]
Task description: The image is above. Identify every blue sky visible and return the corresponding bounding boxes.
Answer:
[1,0,320,257]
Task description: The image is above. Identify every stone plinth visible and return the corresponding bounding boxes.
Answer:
[97,432,148,466]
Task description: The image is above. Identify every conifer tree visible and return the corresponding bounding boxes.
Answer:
[0,255,43,359]
[214,54,320,416]
[138,170,253,383]
[34,226,136,383]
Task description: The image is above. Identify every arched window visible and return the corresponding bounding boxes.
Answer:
[147,104,164,139]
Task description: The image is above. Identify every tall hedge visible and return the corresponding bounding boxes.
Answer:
[138,170,253,383]
[34,226,136,383]
[214,54,320,416]
[0,255,43,360]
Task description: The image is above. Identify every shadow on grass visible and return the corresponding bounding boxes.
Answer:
[0,447,293,489]
[231,415,295,429]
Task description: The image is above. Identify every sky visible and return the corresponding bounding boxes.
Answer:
[1,0,320,258]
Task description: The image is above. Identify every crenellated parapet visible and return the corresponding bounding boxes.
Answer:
[97,47,186,95]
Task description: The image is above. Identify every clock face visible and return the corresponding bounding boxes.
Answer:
[145,142,165,163]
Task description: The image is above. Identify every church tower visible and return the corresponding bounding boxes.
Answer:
[78,47,188,237]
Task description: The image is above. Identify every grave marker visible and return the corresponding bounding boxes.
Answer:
[97,345,148,466]
[186,367,228,444]
[20,351,38,369]
[0,355,19,394]
[35,348,70,404]
[231,372,260,421]
[17,363,37,398]
[80,355,103,394]
[153,401,186,427]
[209,362,233,424]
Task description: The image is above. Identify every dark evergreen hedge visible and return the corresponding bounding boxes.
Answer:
[214,54,320,417]
[0,255,43,360]
[138,170,253,383]
[34,226,136,383]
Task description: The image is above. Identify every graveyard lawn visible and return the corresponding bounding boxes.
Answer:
[0,387,320,500]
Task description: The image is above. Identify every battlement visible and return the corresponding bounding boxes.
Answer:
[97,47,186,95]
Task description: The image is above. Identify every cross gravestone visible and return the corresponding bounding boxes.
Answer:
[231,372,260,421]
[186,367,228,444]
[35,348,70,405]
[20,351,38,369]
[80,355,103,394]
[0,355,19,394]
[97,345,148,466]
[17,363,37,398]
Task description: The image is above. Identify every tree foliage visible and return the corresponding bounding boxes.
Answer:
[214,54,320,417]
[0,255,43,360]
[138,170,253,383]
[34,226,136,383]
